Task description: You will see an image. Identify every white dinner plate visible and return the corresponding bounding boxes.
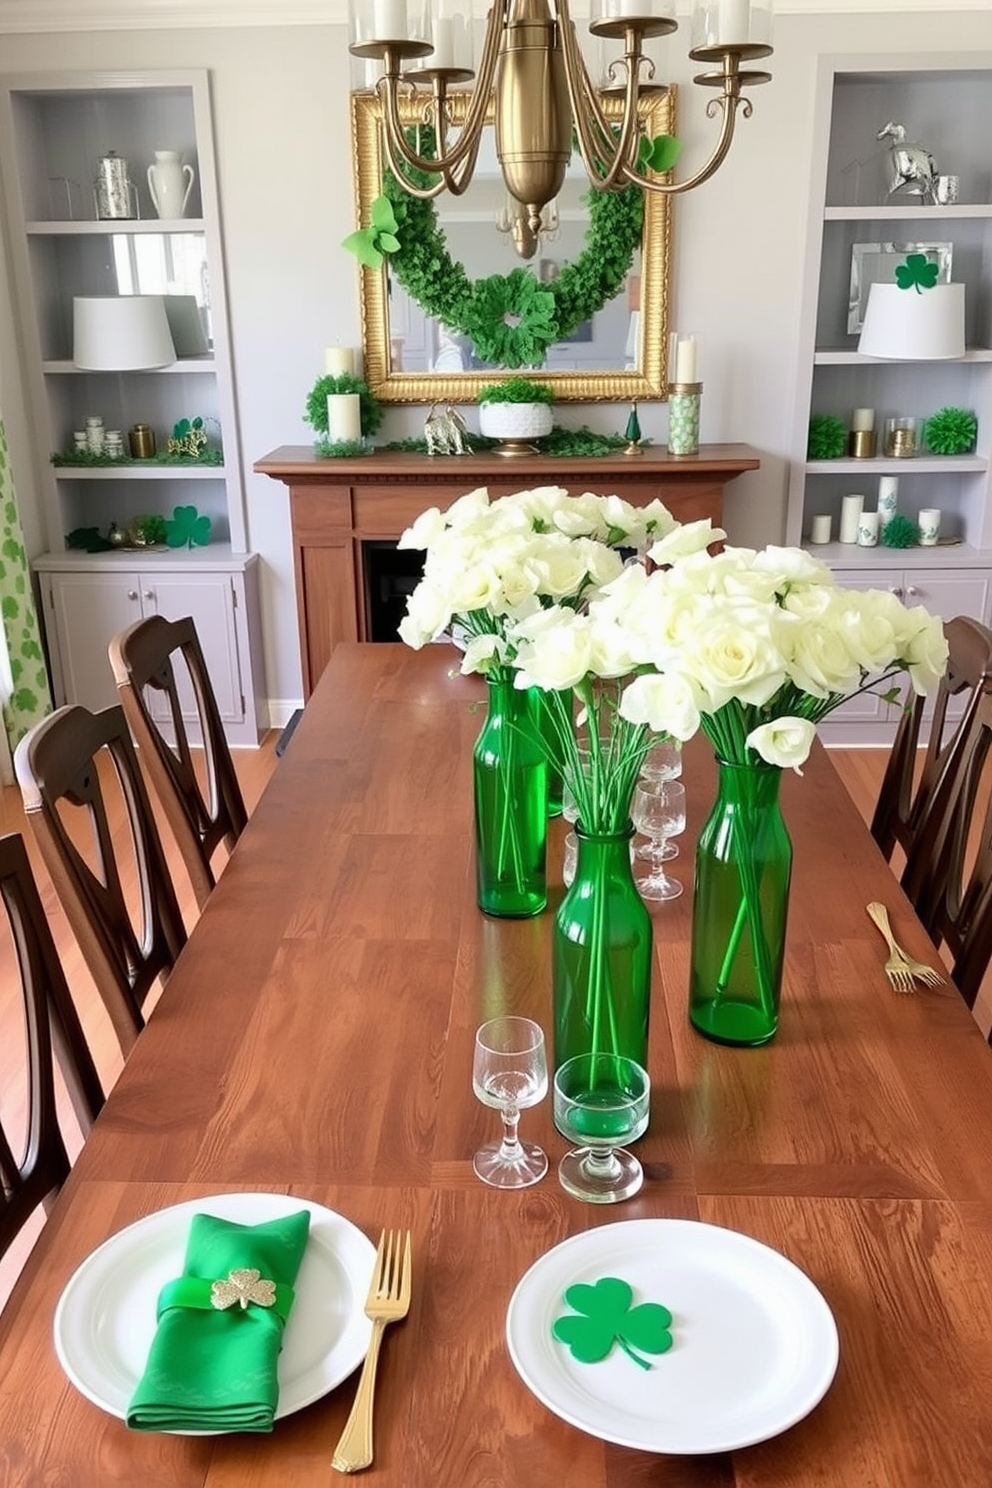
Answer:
[53,1192,376,1429]
[505,1218,839,1455]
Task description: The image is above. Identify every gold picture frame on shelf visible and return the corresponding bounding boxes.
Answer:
[349,87,675,403]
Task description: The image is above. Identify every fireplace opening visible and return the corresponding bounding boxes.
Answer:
[362,541,425,642]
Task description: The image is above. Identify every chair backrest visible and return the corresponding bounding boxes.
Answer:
[0,832,104,1257]
[903,682,992,1010]
[108,614,248,910]
[14,703,187,1056]
[870,616,992,877]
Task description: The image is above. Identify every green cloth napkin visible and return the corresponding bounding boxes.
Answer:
[127,1209,311,1433]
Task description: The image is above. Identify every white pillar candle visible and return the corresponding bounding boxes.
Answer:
[852,407,875,432]
[674,335,697,384]
[839,493,864,544]
[809,514,832,544]
[325,346,355,377]
[327,393,362,443]
[373,0,407,37]
[717,0,750,44]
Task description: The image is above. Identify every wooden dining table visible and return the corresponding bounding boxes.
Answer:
[2,641,992,1487]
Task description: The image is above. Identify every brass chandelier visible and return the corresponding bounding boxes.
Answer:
[349,0,774,233]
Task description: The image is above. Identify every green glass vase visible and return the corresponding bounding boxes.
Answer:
[552,826,652,1091]
[689,760,793,1047]
[473,678,547,918]
[533,690,563,817]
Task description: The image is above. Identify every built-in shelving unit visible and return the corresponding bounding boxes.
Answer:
[0,69,266,744]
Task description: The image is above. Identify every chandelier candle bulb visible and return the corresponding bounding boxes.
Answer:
[430,16,455,67]
[373,0,407,38]
[327,393,362,444]
[716,0,751,43]
[324,346,355,377]
[839,493,864,544]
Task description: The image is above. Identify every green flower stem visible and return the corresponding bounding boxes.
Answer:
[495,720,526,887]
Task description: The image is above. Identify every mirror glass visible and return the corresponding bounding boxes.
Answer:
[351,87,674,403]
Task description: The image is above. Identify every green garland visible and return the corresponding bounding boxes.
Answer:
[304,372,384,438]
[313,437,375,459]
[381,129,643,369]
[383,424,630,457]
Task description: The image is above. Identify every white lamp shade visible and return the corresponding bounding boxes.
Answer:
[858,282,965,360]
[73,295,176,370]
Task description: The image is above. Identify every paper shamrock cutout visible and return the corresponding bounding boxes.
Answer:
[552,1277,673,1371]
[342,194,401,270]
[165,504,212,549]
[894,253,939,293]
[637,134,683,174]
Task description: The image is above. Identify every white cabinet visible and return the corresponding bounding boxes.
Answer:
[787,55,992,744]
[0,69,266,743]
[35,551,265,748]
[817,562,991,745]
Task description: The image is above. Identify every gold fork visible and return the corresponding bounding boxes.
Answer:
[332,1229,412,1475]
[866,902,946,992]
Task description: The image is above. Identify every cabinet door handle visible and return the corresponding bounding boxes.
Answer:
[905,585,918,597]
[143,589,155,601]
[127,589,138,600]
[888,586,902,598]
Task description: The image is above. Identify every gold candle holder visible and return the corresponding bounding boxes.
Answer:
[848,429,877,459]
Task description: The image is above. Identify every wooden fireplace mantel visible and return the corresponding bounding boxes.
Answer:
[255,444,761,696]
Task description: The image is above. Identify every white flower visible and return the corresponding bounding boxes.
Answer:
[680,609,788,709]
[901,610,950,694]
[746,717,816,771]
[619,672,702,740]
[460,633,502,675]
[397,580,451,648]
[398,506,446,550]
[509,608,594,691]
[647,519,726,566]
[751,545,834,587]
[446,487,493,528]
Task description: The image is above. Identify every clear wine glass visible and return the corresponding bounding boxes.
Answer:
[635,738,683,861]
[563,829,578,888]
[554,1054,650,1203]
[632,780,686,902]
[472,1016,549,1188]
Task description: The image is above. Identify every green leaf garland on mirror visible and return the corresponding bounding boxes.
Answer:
[341,193,401,270]
[375,128,643,369]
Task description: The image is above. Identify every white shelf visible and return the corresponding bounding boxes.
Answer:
[806,457,987,476]
[43,357,217,374]
[824,204,992,221]
[53,464,227,481]
[804,542,991,569]
[26,217,205,234]
[814,348,992,365]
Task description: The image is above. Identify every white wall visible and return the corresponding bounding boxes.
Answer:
[0,9,990,718]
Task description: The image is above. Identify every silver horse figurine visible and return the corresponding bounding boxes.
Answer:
[424,403,470,456]
[877,121,938,205]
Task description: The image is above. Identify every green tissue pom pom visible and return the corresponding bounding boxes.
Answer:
[881,512,920,549]
[807,414,847,460]
[924,406,977,456]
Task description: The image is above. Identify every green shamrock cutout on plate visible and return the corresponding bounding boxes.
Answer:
[894,253,939,293]
[165,505,212,549]
[342,193,401,270]
[552,1277,673,1371]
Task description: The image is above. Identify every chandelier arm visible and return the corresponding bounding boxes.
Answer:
[558,10,640,190]
[378,3,505,185]
[618,84,744,194]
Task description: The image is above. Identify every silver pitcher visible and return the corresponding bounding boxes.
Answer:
[94,151,138,220]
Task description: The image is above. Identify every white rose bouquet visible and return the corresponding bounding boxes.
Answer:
[606,541,949,763]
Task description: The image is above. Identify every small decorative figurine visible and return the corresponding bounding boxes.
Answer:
[623,400,643,456]
[877,122,938,205]
[424,403,470,456]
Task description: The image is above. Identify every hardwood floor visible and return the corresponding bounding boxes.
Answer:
[0,739,985,1307]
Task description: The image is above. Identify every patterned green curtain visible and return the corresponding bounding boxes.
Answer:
[0,417,52,750]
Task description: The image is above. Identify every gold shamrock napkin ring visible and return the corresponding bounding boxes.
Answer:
[211,1268,277,1311]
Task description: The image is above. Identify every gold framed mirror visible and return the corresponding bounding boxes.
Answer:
[350,86,675,403]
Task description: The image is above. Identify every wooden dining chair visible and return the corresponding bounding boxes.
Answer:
[108,614,248,911]
[13,703,187,1057]
[902,680,992,1012]
[0,831,104,1258]
[870,615,992,889]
